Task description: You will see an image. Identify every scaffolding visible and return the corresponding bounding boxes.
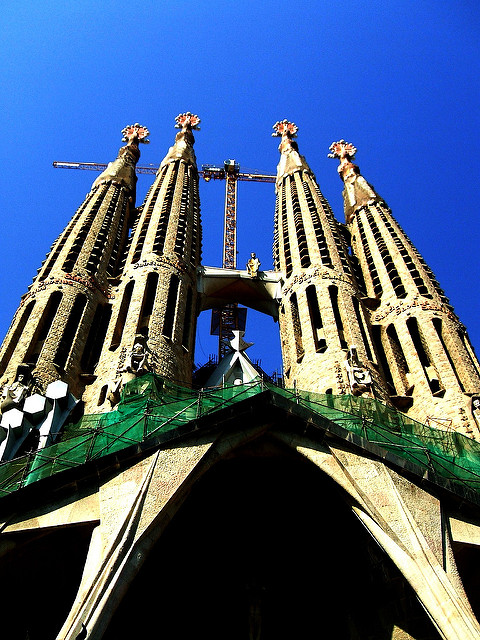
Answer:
[1,374,480,504]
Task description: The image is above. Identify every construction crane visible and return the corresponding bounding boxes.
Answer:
[53,159,276,360]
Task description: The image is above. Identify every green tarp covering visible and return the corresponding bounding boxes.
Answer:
[0,374,479,502]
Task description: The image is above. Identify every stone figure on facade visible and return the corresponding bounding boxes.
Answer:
[108,335,152,407]
[246,252,261,277]
[345,346,373,396]
[472,397,480,429]
[0,364,32,413]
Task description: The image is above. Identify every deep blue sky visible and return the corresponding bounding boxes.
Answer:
[0,1,478,377]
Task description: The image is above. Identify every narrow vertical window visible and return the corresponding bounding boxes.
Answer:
[290,292,304,361]
[432,318,465,392]
[0,300,35,375]
[371,325,396,394]
[163,274,180,339]
[54,294,87,370]
[306,285,326,353]
[328,285,347,349]
[25,291,62,365]
[406,317,444,395]
[137,272,159,335]
[182,287,193,348]
[110,280,134,350]
[352,297,373,361]
[81,304,112,373]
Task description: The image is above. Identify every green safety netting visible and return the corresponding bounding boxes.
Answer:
[0,373,479,502]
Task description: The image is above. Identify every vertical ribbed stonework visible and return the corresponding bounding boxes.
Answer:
[0,124,148,398]
[84,113,202,412]
[273,121,389,400]
[329,140,480,437]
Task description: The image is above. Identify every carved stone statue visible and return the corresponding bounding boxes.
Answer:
[345,346,373,396]
[472,397,480,429]
[108,336,151,407]
[0,364,32,413]
[246,252,261,277]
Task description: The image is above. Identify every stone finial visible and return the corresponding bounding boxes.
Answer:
[328,139,357,161]
[328,140,378,222]
[175,112,201,131]
[328,139,360,184]
[272,120,298,138]
[121,123,150,146]
[160,113,200,170]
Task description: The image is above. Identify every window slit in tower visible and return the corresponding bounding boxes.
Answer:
[137,272,159,335]
[290,292,304,361]
[190,178,201,266]
[87,186,121,275]
[281,183,292,277]
[0,300,36,375]
[352,297,373,361]
[357,215,382,297]
[154,164,179,255]
[110,280,134,350]
[39,201,88,281]
[305,285,326,353]
[174,169,190,256]
[290,180,310,268]
[385,323,411,395]
[25,291,63,366]
[365,211,406,298]
[62,184,109,273]
[273,193,281,271]
[378,208,431,298]
[302,180,333,267]
[406,317,444,395]
[432,318,465,391]
[107,196,128,277]
[389,211,449,304]
[328,285,347,349]
[163,274,180,339]
[182,287,193,349]
[371,325,397,394]
[54,294,87,370]
[132,174,165,264]
[81,303,112,374]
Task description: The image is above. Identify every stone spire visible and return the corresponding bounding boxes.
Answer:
[91,123,150,194]
[273,122,389,401]
[83,114,202,412]
[328,140,377,223]
[330,141,480,436]
[272,119,310,187]
[159,112,200,171]
[0,125,148,399]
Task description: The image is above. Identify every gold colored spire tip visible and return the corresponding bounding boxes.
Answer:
[328,140,357,160]
[175,112,201,131]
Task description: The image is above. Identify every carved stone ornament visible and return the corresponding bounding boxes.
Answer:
[272,119,298,138]
[345,346,373,396]
[175,112,201,131]
[328,139,357,161]
[121,123,150,145]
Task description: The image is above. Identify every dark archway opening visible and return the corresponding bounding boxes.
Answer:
[104,440,439,639]
[0,523,95,640]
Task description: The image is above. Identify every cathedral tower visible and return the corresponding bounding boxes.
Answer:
[0,124,149,399]
[329,140,480,437]
[272,121,389,400]
[84,113,202,412]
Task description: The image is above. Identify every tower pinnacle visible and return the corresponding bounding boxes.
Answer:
[272,120,309,186]
[328,140,377,223]
[121,123,150,146]
[160,112,200,170]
